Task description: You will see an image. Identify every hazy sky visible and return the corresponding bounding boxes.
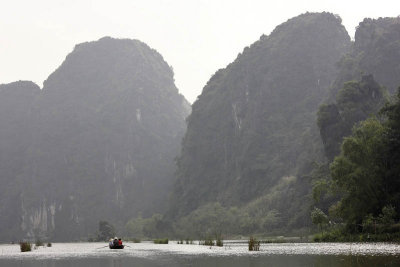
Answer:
[1,0,398,103]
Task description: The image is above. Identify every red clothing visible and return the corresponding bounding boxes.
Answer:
[118,240,122,246]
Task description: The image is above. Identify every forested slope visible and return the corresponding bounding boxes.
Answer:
[313,17,400,238]
[168,13,351,235]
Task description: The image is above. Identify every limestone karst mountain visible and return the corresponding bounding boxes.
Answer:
[0,37,190,241]
[168,13,351,232]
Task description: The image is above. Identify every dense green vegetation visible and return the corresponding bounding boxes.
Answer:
[327,91,400,231]
[313,17,400,240]
[96,221,116,242]
[126,213,171,239]
[318,75,386,160]
[313,92,400,241]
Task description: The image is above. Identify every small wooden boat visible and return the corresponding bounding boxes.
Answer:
[109,245,124,249]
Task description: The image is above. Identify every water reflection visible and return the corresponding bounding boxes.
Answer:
[182,255,400,267]
[1,242,400,267]
[1,254,400,267]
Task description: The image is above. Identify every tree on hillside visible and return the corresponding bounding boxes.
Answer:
[97,221,116,241]
[318,75,386,160]
[380,88,400,218]
[311,207,329,235]
[330,118,387,229]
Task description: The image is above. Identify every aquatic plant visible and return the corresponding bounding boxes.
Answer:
[35,239,44,247]
[216,235,223,247]
[248,237,260,251]
[199,238,214,246]
[154,238,168,244]
[20,242,32,252]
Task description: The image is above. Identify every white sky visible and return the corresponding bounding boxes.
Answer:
[0,0,399,103]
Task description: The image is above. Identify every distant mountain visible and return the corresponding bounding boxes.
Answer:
[168,12,351,232]
[0,37,190,241]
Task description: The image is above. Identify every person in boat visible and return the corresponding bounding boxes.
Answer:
[113,237,119,248]
[118,238,122,246]
[109,238,114,248]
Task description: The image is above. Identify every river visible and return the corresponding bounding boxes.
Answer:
[0,241,399,266]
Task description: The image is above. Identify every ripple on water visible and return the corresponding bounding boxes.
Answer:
[0,242,400,260]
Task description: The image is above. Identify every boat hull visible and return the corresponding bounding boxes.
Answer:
[109,245,124,249]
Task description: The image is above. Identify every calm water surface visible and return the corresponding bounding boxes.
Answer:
[0,241,399,266]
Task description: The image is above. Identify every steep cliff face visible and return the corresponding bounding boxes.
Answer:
[355,17,400,94]
[319,17,400,160]
[0,81,40,241]
[169,13,351,225]
[318,75,386,160]
[0,37,190,241]
[329,17,400,99]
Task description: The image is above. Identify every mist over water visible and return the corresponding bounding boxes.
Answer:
[1,4,400,266]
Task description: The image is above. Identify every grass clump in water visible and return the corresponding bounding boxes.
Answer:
[199,237,214,246]
[154,238,168,244]
[200,233,224,247]
[248,236,260,251]
[178,238,194,244]
[216,235,223,247]
[20,242,32,252]
[35,239,44,247]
